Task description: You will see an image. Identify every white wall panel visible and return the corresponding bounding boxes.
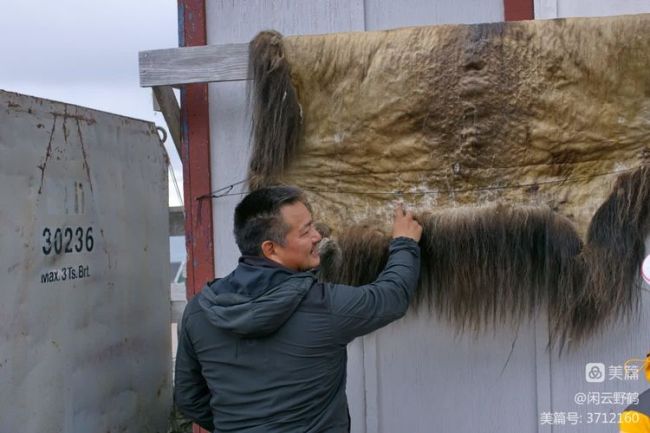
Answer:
[549,293,650,433]
[373,313,539,432]
[535,0,650,19]
[364,0,504,30]
[558,0,650,18]
[371,300,650,433]
[534,0,558,19]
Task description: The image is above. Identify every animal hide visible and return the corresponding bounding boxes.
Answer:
[247,14,650,346]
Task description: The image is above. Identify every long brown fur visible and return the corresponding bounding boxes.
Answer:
[317,167,650,348]
[418,206,584,337]
[566,167,650,344]
[321,222,391,287]
[247,31,302,190]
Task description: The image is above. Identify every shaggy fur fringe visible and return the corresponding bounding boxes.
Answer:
[568,167,650,343]
[318,167,650,348]
[248,31,302,190]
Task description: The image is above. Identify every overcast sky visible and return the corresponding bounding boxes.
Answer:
[1,0,183,205]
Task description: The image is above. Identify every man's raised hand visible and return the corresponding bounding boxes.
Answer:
[391,202,422,242]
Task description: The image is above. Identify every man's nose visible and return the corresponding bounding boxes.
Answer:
[311,228,322,242]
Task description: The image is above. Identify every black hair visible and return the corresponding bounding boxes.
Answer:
[234,186,307,256]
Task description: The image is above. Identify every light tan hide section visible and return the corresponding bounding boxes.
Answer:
[277,15,650,234]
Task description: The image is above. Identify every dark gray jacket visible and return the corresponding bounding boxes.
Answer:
[174,237,420,433]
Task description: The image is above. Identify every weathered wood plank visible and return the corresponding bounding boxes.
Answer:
[152,86,182,157]
[139,43,249,87]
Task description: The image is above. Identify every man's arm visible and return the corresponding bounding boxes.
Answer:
[327,236,420,343]
[328,204,422,344]
[174,316,215,432]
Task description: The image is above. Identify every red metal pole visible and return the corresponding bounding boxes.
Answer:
[178,1,213,432]
[178,0,214,300]
[504,0,534,20]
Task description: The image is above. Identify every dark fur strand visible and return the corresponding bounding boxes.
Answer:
[247,31,303,190]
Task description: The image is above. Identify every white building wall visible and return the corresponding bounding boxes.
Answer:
[535,0,650,19]
[206,2,650,433]
[364,0,503,30]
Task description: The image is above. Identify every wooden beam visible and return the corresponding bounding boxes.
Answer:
[139,43,249,87]
[153,86,182,158]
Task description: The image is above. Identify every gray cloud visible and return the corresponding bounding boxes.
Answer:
[2,0,178,84]
[1,0,183,205]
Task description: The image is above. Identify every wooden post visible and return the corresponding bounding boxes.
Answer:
[178,1,214,431]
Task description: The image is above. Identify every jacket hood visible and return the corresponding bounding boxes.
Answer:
[198,258,315,337]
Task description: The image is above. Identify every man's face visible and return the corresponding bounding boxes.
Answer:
[269,201,322,271]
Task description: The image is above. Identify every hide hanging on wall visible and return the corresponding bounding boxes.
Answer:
[246,14,650,347]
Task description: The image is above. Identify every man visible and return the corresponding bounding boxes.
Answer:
[620,353,650,433]
[175,186,422,432]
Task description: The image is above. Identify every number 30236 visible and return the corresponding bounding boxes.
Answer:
[42,226,94,255]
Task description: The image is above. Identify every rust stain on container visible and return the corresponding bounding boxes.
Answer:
[37,115,58,194]
[75,118,94,193]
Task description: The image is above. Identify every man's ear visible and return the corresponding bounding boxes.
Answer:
[261,240,275,260]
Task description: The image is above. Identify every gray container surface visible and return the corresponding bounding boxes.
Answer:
[0,90,171,433]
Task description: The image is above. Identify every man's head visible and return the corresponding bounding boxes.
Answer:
[234,186,322,271]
